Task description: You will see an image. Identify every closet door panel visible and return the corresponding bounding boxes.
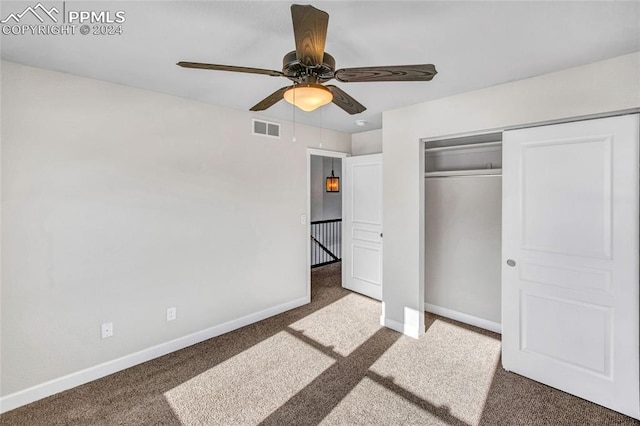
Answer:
[520,136,611,258]
[502,114,639,419]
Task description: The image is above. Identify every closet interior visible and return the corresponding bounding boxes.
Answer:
[424,132,503,330]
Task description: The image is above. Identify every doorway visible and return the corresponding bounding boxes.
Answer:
[310,155,343,268]
[306,149,349,300]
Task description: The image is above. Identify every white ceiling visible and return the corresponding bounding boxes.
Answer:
[1,1,639,133]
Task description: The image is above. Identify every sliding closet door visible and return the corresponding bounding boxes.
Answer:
[502,114,639,419]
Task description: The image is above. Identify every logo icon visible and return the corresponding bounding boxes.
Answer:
[1,2,59,24]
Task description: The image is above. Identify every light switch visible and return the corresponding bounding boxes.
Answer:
[300,214,307,225]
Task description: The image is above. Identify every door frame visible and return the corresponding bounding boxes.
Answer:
[306,148,350,301]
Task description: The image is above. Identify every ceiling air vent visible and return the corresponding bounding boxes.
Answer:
[252,119,280,139]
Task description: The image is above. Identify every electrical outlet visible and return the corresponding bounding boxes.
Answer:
[101,322,113,339]
[166,307,177,322]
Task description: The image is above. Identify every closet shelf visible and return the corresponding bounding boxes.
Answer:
[424,141,501,153]
[425,168,502,178]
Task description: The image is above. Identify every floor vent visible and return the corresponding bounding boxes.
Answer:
[252,119,280,138]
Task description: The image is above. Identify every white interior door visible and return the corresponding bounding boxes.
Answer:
[502,114,639,419]
[343,154,383,300]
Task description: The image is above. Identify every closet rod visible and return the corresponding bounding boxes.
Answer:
[425,175,502,179]
[425,169,502,178]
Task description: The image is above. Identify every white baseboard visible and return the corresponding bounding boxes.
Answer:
[424,303,502,334]
[381,316,422,339]
[0,296,309,414]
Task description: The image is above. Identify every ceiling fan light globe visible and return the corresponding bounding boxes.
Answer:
[284,84,333,112]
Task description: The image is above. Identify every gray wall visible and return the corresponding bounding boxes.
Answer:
[0,61,351,397]
[310,156,342,222]
[322,157,342,220]
[310,156,325,222]
[425,176,502,323]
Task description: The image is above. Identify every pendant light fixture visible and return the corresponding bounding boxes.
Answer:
[326,159,340,192]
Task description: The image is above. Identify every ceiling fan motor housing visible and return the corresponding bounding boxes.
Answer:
[282,51,336,83]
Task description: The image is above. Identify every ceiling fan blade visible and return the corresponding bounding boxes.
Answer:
[326,85,366,115]
[335,64,437,82]
[177,62,284,77]
[249,86,290,111]
[291,4,329,68]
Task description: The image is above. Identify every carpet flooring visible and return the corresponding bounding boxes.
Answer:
[1,262,638,425]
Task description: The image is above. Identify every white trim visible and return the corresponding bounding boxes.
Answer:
[419,108,640,144]
[307,148,349,158]
[381,316,422,339]
[0,296,308,414]
[424,302,502,334]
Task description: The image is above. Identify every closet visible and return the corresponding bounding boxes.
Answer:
[424,133,502,331]
[422,114,639,419]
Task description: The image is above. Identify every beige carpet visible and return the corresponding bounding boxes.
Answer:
[1,262,638,425]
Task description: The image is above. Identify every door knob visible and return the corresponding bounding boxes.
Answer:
[506,259,516,267]
[380,233,383,238]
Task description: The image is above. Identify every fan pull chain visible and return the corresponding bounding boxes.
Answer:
[319,106,324,148]
[292,84,296,142]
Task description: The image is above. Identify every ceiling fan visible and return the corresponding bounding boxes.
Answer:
[177,4,437,115]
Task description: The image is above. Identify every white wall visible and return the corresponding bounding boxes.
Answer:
[351,129,382,155]
[382,52,640,337]
[0,61,351,402]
